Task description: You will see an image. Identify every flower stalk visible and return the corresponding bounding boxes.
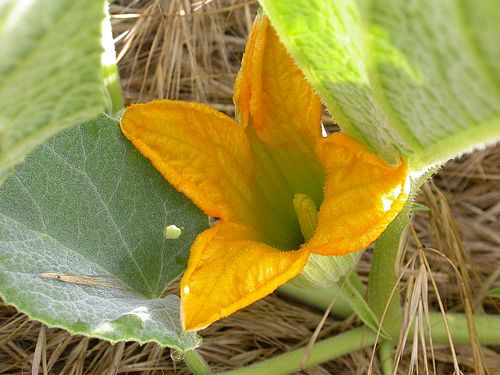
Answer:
[367,203,410,340]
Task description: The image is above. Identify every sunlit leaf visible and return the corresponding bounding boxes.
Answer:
[489,288,500,299]
[0,0,108,179]
[260,0,500,170]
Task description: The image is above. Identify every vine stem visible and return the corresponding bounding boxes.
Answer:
[367,202,410,339]
[218,313,500,375]
[278,283,353,319]
[221,327,376,375]
[379,341,394,375]
[365,172,437,372]
[184,349,213,375]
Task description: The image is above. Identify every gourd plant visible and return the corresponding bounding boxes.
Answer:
[0,0,499,374]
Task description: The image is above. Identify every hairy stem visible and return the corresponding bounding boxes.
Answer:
[184,349,213,375]
[367,203,410,339]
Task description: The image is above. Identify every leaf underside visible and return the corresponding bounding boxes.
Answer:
[0,114,209,351]
[0,0,107,178]
[260,0,500,170]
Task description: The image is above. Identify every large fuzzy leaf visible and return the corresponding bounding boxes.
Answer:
[260,0,500,170]
[0,114,209,351]
[0,0,107,179]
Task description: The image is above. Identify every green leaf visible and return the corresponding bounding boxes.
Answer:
[260,0,500,170]
[0,114,209,351]
[0,0,108,177]
[411,202,430,212]
[489,288,500,299]
[337,276,390,339]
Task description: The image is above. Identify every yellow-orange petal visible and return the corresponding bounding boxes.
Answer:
[306,133,409,255]
[233,14,322,154]
[120,100,254,222]
[180,222,309,331]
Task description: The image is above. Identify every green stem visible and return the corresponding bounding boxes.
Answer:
[280,280,500,346]
[367,170,437,339]
[278,283,353,319]
[367,203,410,339]
[279,271,370,321]
[101,5,124,113]
[104,64,124,114]
[379,341,394,375]
[184,349,213,375]
[221,327,376,375]
[427,312,500,345]
[219,313,500,375]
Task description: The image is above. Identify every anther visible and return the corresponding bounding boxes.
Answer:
[293,193,318,242]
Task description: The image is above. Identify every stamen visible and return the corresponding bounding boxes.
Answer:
[293,193,318,242]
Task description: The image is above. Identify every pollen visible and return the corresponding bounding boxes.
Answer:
[164,224,182,239]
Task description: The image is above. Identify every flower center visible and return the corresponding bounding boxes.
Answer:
[247,129,325,251]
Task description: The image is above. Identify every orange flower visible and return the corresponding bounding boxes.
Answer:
[120,14,408,331]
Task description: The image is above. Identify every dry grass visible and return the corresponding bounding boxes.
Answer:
[1,0,499,373]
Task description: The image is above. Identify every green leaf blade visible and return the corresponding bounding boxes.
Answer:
[0,114,209,350]
[489,288,500,299]
[260,0,500,170]
[0,0,108,175]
